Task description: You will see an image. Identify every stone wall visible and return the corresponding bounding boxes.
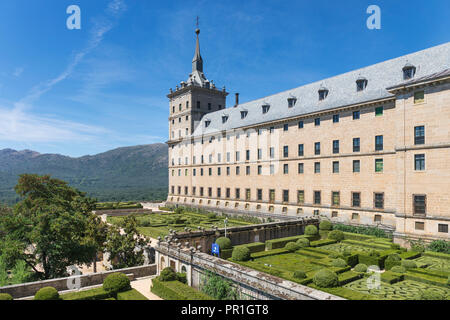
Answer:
[0,264,156,299]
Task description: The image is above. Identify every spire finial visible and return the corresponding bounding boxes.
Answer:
[192,17,203,73]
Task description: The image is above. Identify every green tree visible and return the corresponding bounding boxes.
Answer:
[201,271,238,300]
[85,214,108,273]
[0,174,97,280]
[105,215,149,269]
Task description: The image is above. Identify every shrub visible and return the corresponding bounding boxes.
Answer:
[293,271,307,279]
[174,207,184,215]
[390,243,401,250]
[296,238,310,248]
[420,289,445,300]
[328,230,344,242]
[385,254,402,270]
[329,252,344,259]
[313,269,339,288]
[232,247,251,262]
[354,264,368,273]
[304,225,318,236]
[319,220,333,231]
[159,267,178,282]
[331,258,347,268]
[391,266,407,274]
[343,248,352,257]
[103,273,131,296]
[207,212,217,219]
[332,223,390,238]
[285,242,299,253]
[409,239,426,253]
[427,240,450,254]
[0,293,13,300]
[34,287,60,300]
[369,250,380,257]
[401,260,417,270]
[215,237,232,250]
[176,272,187,284]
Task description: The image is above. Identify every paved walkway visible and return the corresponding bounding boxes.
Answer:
[131,276,162,300]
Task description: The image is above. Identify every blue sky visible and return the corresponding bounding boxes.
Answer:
[0,0,448,157]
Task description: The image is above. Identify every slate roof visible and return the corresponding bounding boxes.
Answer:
[387,68,450,90]
[191,42,450,138]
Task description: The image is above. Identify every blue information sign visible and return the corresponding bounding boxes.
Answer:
[212,243,220,255]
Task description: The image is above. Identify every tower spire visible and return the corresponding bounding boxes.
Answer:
[192,17,203,73]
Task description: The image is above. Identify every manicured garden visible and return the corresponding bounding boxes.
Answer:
[96,201,143,210]
[107,207,260,239]
[219,221,450,300]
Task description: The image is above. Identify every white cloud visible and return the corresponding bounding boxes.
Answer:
[13,67,24,77]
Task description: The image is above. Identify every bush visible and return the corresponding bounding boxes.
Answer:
[207,212,217,219]
[391,266,407,274]
[61,287,110,300]
[176,272,187,284]
[401,260,417,270]
[390,243,401,250]
[427,240,450,254]
[34,287,60,300]
[354,264,368,273]
[420,289,445,300]
[331,258,347,268]
[410,239,426,253]
[103,273,131,295]
[0,293,13,300]
[319,220,333,231]
[215,237,232,250]
[285,242,299,253]
[159,267,178,282]
[313,269,339,288]
[332,224,390,238]
[151,278,213,300]
[293,271,307,279]
[296,238,310,248]
[328,230,344,242]
[329,252,344,259]
[369,250,380,257]
[385,254,402,270]
[343,248,352,257]
[232,247,251,262]
[305,225,318,236]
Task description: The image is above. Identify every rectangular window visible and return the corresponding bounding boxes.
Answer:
[314,162,320,173]
[283,146,289,158]
[375,106,383,116]
[297,190,304,204]
[352,192,361,207]
[246,150,250,161]
[332,161,339,173]
[438,224,448,233]
[258,165,262,175]
[226,167,230,176]
[270,164,274,175]
[314,191,321,205]
[332,192,340,206]
[217,167,221,176]
[199,187,204,196]
[298,163,304,174]
[246,166,250,175]
[333,140,339,154]
[235,188,240,200]
[227,152,230,162]
[269,189,275,203]
[315,142,320,155]
[200,168,204,176]
[270,126,274,133]
[414,91,425,104]
[353,138,360,152]
[192,187,196,195]
[283,164,289,174]
[375,159,383,173]
[208,168,212,176]
[283,123,289,131]
[226,188,230,198]
[283,190,289,203]
[246,189,251,201]
[353,160,360,173]
[333,114,339,123]
[414,126,425,145]
[217,188,221,198]
[353,111,360,120]
[352,213,359,220]
[415,154,425,171]
[192,169,196,176]
[374,193,384,209]
[269,147,275,159]
[236,166,240,175]
[415,221,425,230]
[298,121,304,129]
[236,151,240,161]
[298,144,304,156]
[258,148,262,160]
[413,195,426,215]
[315,118,320,126]
[257,189,263,201]
[375,135,383,151]
[208,187,212,197]
[331,211,338,218]
[374,214,382,222]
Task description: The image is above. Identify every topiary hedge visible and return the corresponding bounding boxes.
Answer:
[34,287,60,300]
[354,264,368,273]
[0,293,13,300]
[312,269,339,288]
[328,230,344,242]
[390,266,407,274]
[285,242,299,253]
[296,237,310,248]
[385,254,402,270]
[401,260,417,270]
[305,225,318,236]
[215,237,232,250]
[420,289,446,300]
[232,246,251,262]
[331,258,347,268]
[103,273,131,296]
[319,220,333,231]
[159,267,178,282]
[293,271,307,279]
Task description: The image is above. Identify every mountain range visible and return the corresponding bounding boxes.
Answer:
[0,143,168,205]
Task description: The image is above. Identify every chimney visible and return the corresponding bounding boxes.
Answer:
[234,93,239,107]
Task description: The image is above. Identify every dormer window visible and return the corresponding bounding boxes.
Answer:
[240,111,248,119]
[205,120,211,127]
[356,77,368,92]
[222,115,229,124]
[287,97,297,108]
[262,104,270,114]
[318,87,329,101]
[403,63,416,80]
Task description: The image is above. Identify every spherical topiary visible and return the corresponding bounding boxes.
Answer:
[391,266,407,274]
[176,272,187,284]
[343,248,352,257]
[313,269,339,288]
[103,272,131,295]
[159,267,177,282]
[232,246,251,262]
[354,264,368,273]
[0,293,13,300]
[285,242,299,253]
[296,238,310,248]
[331,258,347,268]
[368,250,380,257]
[304,225,318,236]
[293,271,307,279]
[34,287,60,300]
[420,289,445,300]
[386,254,401,263]
[390,243,401,250]
[319,220,333,231]
[401,260,417,269]
[215,237,232,250]
[328,230,344,242]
